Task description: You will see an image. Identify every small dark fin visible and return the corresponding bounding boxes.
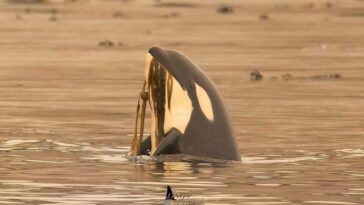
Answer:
[165,185,175,200]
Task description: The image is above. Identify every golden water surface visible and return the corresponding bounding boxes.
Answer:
[0,0,363,204]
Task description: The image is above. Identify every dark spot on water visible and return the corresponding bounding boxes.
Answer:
[217,4,234,14]
[306,3,315,9]
[112,11,124,18]
[250,70,263,81]
[99,40,114,47]
[325,2,333,8]
[310,73,341,80]
[281,73,293,81]
[259,14,268,20]
[49,15,57,21]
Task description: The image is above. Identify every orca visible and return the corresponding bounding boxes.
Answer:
[130,47,241,161]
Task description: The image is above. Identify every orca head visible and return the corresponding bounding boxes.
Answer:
[144,51,193,155]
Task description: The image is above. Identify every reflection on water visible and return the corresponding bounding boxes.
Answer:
[336,149,364,158]
[0,139,363,204]
[242,156,324,164]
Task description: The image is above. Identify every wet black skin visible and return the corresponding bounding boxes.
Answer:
[139,129,181,156]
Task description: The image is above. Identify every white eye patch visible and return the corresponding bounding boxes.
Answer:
[164,77,193,134]
[195,84,214,121]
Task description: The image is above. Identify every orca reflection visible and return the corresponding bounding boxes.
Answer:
[130,47,241,161]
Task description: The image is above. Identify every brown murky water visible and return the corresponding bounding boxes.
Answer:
[0,0,363,204]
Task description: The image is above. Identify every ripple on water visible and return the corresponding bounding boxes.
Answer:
[0,180,286,204]
[0,139,129,154]
[116,181,227,187]
[82,154,129,163]
[2,139,40,146]
[242,156,324,164]
[255,184,282,187]
[303,201,359,204]
[1,138,362,204]
[344,188,364,196]
[335,148,364,158]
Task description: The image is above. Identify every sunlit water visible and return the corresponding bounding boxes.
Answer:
[1,0,364,204]
[0,137,363,204]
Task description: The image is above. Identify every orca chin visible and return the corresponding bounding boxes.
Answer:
[130,47,241,162]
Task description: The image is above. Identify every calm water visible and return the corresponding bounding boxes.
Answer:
[1,79,363,205]
[0,138,363,205]
[1,0,364,204]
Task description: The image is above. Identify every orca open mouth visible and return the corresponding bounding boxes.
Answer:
[130,55,174,156]
[147,58,168,154]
